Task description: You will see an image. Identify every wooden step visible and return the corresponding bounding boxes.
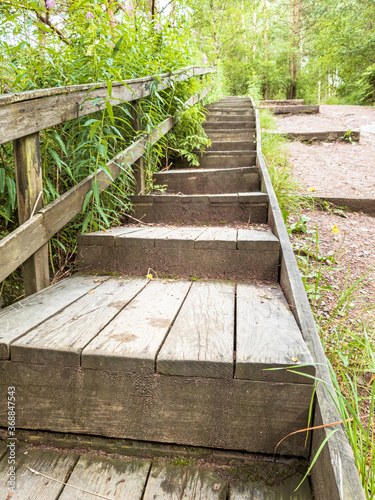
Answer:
[205,128,256,142]
[207,140,255,151]
[78,225,279,281]
[207,108,254,116]
[153,166,260,194]
[1,275,315,456]
[129,192,268,224]
[206,114,256,123]
[0,443,312,499]
[174,151,256,169]
[203,121,255,130]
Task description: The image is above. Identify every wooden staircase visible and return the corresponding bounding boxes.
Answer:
[0,97,316,498]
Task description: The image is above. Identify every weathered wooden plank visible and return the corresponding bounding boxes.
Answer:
[143,463,226,499]
[237,229,279,251]
[0,449,78,500]
[59,454,151,500]
[0,362,314,456]
[0,67,214,107]
[230,475,312,499]
[116,226,177,247]
[0,275,106,360]
[235,283,315,384]
[82,280,191,373]
[13,132,50,295]
[155,227,208,249]
[157,281,235,378]
[194,226,237,249]
[77,226,145,247]
[11,277,146,366]
[0,66,214,144]
[131,103,146,195]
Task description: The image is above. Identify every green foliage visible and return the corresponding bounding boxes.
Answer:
[166,103,211,167]
[0,0,213,293]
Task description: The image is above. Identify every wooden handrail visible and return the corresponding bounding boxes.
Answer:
[0,86,212,286]
[0,66,214,145]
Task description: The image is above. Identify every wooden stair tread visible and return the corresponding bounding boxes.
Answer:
[4,276,314,385]
[0,446,312,499]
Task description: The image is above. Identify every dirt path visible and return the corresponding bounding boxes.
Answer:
[276,105,375,325]
[276,105,375,199]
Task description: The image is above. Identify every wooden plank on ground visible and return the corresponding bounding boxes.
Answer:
[194,227,237,249]
[0,449,78,500]
[82,280,191,373]
[143,463,226,500]
[230,475,312,499]
[59,454,151,500]
[157,281,235,378]
[11,277,146,366]
[235,283,315,384]
[0,275,106,360]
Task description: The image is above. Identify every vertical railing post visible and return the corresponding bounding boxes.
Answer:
[131,102,145,195]
[13,132,50,296]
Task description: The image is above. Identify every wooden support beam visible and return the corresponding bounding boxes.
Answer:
[13,133,49,296]
[131,104,145,195]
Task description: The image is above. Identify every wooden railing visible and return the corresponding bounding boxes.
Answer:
[0,65,215,295]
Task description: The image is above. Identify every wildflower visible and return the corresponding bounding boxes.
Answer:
[332,224,340,235]
[107,41,115,47]
[46,0,55,8]
[165,40,171,46]
[85,11,94,19]
[203,54,208,64]
[146,273,153,279]
[155,22,162,32]
[308,187,316,192]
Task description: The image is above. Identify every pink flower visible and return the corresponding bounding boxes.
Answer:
[85,11,94,19]
[107,42,115,47]
[165,40,171,46]
[46,0,55,8]
[125,3,133,13]
[154,22,162,32]
[203,54,208,64]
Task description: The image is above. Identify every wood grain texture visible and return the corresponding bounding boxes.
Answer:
[82,280,191,373]
[13,132,49,295]
[143,463,226,500]
[194,227,237,249]
[0,362,313,456]
[0,448,78,500]
[59,454,151,500]
[230,475,312,499]
[0,117,174,283]
[0,66,214,144]
[235,283,315,384]
[0,275,106,360]
[157,281,235,378]
[11,277,146,367]
[116,226,177,247]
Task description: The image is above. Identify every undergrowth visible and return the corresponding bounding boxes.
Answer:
[261,108,375,498]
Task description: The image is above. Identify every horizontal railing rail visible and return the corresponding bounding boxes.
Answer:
[0,65,214,145]
[0,66,214,295]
